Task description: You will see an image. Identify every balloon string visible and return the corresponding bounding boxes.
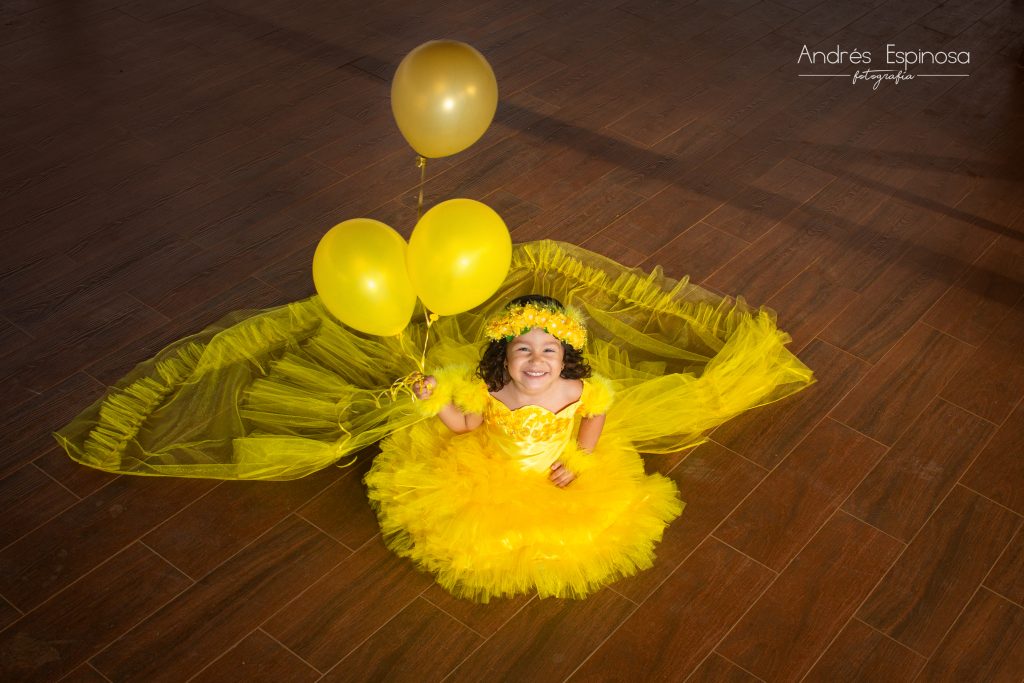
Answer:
[371,312,438,407]
[372,370,424,407]
[394,311,436,374]
[397,327,424,374]
[420,309,438,372]
[416,155,427,219]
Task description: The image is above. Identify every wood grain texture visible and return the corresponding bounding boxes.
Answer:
[716,512,904,682]
[295,454,381,552]
[0,463,76,549]
[604,119,738,199]
[0,372,105,478]
[716,418,887,570]
[940,301,1024,424]
[2,233,201,338]
[30,446,117,499]
[570,538,774,681]
[705,176,888,304]
[648,221,750,284]
[127,214,306,319]
[960,401,1024,516]
[774,0,874,43]
[321,597,482,682]
[614,441,767,603]
[830,323,974,445]
[765,264,858,353]
[91,516,345,683]
[513,176,646,245]
[820,258,967,365]
[858,486,1021,656]
[848,0,940,41]
[713,339,869,468]
[143,467,342,579]
[0,290,169,395]
[191,630,320,683]
[922,236,1024,346]
[597,181,727,258]
[919,0,1007,37]
[420,583,534,640]
[0,543,190,682]
[803,618,926,682]
[985,527,1024,607]
[579,230,649,267]
[0,475,216,612]
[450,589,636,682]
[54,664,109,683]
[843,398,995,541]
[817,197,932,294]
[501,139,621,211]
[685,653,762,683]
[704,157,835,243]
[918,588,1024,682]
[0,596,18,633]
[480,188,545,233]
[263,537,434,672]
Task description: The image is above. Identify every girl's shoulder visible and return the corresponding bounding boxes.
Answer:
[562,377,585,403]
[580,374,614,416]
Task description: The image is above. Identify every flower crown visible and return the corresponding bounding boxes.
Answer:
[484,301,588,349]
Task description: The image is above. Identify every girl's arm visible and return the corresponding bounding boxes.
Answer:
[551,413,606,488]
[436,402,483,433]
[413,374,483,434]
[577,413,606,451]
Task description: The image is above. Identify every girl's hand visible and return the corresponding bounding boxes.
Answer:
[549,461,576,488]
[412,374,437,400]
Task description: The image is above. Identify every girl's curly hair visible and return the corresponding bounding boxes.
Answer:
[476,294,592,392]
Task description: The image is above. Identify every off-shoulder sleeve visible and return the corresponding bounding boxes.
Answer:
[579,374,614,417]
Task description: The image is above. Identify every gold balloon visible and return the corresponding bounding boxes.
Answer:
[312,219,416,336]
[391,40,498,159]
[407,199,512,316]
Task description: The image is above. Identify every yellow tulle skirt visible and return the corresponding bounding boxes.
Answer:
[366,422,684,601]
[55,240,813,482]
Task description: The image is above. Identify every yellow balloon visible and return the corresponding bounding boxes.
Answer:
[312,219,416,336]
[391,40,498,159]
[407,199,512,316]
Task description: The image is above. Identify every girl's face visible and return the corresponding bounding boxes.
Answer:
[506,327,564,392]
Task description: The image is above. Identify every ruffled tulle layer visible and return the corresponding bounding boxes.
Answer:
[365,422,683,601]
[55,240,813,480]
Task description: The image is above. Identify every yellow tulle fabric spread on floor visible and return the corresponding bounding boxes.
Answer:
[55,240,813,600]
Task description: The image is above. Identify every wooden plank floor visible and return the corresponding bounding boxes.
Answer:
[2,0,1023,680]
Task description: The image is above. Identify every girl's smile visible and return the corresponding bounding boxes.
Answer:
[506,328,564,392]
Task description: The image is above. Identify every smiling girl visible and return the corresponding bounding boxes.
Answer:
[364,295,683,601]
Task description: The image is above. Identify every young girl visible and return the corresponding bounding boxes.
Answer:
[57,241,813,597]
[364,295,684,601]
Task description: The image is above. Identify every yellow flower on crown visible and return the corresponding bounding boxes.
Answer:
[484,302,588,349]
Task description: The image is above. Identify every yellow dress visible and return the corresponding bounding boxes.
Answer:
[366,374,683,601]
[54,240,813,598]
